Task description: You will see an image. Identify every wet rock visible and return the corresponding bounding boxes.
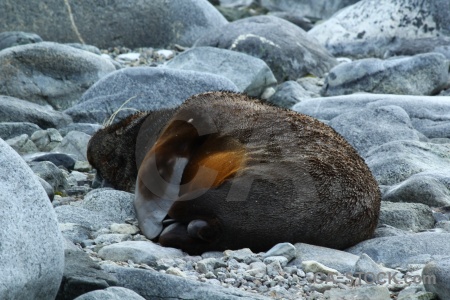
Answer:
[266,81,316,108]
[26,152,77,171]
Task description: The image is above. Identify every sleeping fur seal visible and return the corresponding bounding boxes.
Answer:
[88,91,381,255]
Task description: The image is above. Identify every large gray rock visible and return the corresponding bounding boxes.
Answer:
[308,0,450,58]
[322,53,449,96]
[0,42,116,110]
[0,96,72,129]
[365,140,450,185]
[378,201,435,232]
[423,257,450,299]
[294,243,359,274]
[346,232,450,268]
[0,31,42,51]
[195,15,337,82]
[74,287,145,300]
[165,46,277,97]
[102,265,272,300]
[292,94,450,140]
[0,138,64,299]
[56,249,119,300]
[260,0,360,20]
[98,241,184,266]
[0,0,227,49]
[328,105,421,156]
[383,170,450,207]
[65,67,238,124]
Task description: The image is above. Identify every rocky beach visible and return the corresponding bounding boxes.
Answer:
[1,0,450,299]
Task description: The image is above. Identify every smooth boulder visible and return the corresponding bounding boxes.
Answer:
[0,96,72,129]
[346,232,450,268]
[308,0,450,58]
[328,105,421,156]
[267,81,316,108]
[165,46,277,97]
[65,67,238,124]
[322,53,449,96]
[292,94,450,140]
[0,138,64,299]
[0,42,116,110]
[383,170,450,207]
[195,15,337,81]
[0,0,227,48]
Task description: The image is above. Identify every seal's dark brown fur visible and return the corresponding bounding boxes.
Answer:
[87,108,176,191]
[88,91,381,255]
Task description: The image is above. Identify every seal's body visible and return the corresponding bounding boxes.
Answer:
[88,91,381,255]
